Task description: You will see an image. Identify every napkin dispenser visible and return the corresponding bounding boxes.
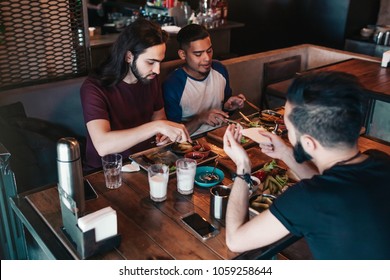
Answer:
[58,186,121,259]
[78,207,117,242]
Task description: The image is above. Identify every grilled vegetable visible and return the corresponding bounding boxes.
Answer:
[253,160,290,195]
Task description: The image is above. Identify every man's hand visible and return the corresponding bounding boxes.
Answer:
[155,133,170,146]
[223,124,251,173]
[200,109,230,126]
[224,94,246,111]
[257,130,291,160]
[158,120,192,143]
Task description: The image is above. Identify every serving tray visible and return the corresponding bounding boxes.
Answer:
[129,142,219,175]
[217,146,273,176]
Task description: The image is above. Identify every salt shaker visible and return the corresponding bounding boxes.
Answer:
[57,137,85,215]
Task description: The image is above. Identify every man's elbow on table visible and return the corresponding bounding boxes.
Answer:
[226,233,247,253]
[225,225,247,253]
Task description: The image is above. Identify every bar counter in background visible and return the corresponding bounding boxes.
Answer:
[89,21,244,69]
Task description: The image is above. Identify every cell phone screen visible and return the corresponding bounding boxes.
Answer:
[181,213,219,240]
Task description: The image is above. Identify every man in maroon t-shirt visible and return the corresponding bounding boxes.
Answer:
[80,19,190,171]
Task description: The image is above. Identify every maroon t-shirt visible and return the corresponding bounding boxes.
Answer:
[80,77,164,171]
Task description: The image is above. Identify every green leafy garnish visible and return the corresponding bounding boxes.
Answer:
[262,159,277,172]
[240,136,249,144]
[249,121,260,127]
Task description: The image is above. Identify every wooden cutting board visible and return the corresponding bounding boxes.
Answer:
[207,125,256,149]
[217,147,272,175]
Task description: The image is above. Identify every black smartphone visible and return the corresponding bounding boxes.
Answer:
[84,179,98,201]
[181,212,219,240]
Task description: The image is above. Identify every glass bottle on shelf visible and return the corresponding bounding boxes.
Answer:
[211,0,221,23]
[217,0,228,24]
[199,0,209,15]
[181,1,192,23]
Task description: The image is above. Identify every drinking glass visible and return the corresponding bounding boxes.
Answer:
[176,158,197,195]
[148,164,169,202]
[101,154,122,189]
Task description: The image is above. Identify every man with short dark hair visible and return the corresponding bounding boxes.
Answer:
[163,24,245,136]
[80,19,190,172]
[223,71,390,259]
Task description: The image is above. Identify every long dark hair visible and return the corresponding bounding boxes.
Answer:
[286,71,366,148]
[93,18,168,87]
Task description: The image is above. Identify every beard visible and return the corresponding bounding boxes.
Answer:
[293,140,313,163]
[130,58,154,85]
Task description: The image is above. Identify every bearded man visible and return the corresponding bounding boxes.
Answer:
[223,71,390,259]
[80,19,190,172]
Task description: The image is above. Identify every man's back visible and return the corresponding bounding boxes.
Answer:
[270,150,390,259]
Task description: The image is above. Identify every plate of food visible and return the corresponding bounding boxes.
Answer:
[194,166,225,188]
[249,193,276,214]
[237,111,286,135]
[129,142,219,175]
[251,159,297,196]
[171,141,194,155]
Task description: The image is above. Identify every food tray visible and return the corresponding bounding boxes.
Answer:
[207,109,286,144]
[129,142,219,175]
[217,147,273,175]
[206,125,256,148]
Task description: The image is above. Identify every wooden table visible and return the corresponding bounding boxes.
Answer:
[301,58,390,143]
[304,58,390,101]
[10,138,297,260]
[10,133,390,260]
[18,148,234,259]
[263,58,390,109]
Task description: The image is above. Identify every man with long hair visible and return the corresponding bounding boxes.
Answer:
[80,19,190,172]
[223,71,390,259]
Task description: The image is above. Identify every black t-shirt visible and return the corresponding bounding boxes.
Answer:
[270,150,390,259]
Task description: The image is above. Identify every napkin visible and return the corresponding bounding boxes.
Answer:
[241,127,271,144]
[121,161,140,172]
[381,50,390,67]
[78,206,117,242]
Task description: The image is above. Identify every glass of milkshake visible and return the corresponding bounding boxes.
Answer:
[148,164,169,202]
[176,158,197,195]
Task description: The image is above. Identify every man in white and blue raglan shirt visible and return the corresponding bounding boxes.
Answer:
[163,24,245,136]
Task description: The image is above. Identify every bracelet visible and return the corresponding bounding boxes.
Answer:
[232,173,253,191]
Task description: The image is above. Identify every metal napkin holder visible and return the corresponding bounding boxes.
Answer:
[58,186,121,259]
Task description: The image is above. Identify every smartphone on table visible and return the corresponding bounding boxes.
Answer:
[181,212,219,240]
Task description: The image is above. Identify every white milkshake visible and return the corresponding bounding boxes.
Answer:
[176,158,197,195]
[148,164,169,202]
